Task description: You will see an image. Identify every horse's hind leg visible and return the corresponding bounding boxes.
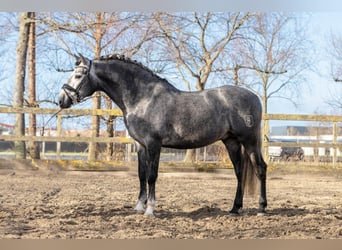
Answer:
[256,154,267,215]
[244,144,268,215]
[222,138,244,214]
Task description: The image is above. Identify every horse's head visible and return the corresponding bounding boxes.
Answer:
[58,54,95,108]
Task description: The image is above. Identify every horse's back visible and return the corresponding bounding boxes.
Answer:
[213,85,261,110]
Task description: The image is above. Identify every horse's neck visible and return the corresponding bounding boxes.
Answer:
[93,62,127,111]
[94,60,171,113]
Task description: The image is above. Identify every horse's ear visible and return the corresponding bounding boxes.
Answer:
[78,53,87,65]
[72,53,81,66]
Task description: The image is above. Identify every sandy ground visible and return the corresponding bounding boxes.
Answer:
[0,160,341,239]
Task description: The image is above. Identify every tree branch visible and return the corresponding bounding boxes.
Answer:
[214,64,287,75]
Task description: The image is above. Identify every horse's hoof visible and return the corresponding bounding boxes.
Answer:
[134,208,145,214]
[144,211,155,217]
[144,208,155,217]
[144,204,155,217]
[134,201,145,213]
[229,210,240,216]
[257,212,267,216]
[229,206,242,216]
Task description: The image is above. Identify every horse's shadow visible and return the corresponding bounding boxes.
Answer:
[153,206,311,220]
[68,204,311,221]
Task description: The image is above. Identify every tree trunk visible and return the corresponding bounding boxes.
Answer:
[262,77,270,160]
[183,149,196,163]
[27,12,40,159]
[105,96,115,160]
[88,93,101,161]
[88,13,104,161]
[13,12,31,159]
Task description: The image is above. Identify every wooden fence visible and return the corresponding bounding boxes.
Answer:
[0,107,132,160]
[0,106,130,143]
[263,113,342,167]
[1,106,342,166]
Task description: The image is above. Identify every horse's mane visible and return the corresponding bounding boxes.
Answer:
[95,54,165,82]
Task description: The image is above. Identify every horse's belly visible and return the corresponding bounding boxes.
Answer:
[162,139,218,149]
[161,127,226,149]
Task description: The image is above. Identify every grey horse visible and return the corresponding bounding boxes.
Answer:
[59,54,267,216]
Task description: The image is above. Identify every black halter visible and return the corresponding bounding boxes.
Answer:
[61,61,92,104]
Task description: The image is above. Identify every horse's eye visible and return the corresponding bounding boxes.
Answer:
[75,74,82,79]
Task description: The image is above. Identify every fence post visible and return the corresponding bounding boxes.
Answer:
[333,122,338,168]
[262,114,270,162]
[56,115,62,160]
[203,146,207,162]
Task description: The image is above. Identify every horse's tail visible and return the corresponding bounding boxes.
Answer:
[241,146,258,196]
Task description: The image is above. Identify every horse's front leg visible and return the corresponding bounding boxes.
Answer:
[144,143,161,216]
[134,145,148,213]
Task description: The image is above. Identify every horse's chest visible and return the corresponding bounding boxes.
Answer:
[125,112,157,140]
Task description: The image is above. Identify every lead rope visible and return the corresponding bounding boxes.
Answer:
[39,95,94,137]
[40,108,64,137]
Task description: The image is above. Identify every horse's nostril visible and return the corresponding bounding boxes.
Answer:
[58,97,65,107]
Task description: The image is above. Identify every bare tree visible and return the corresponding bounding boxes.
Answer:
[329,32,342,82]
[237,13,311,113]
[27,12,40,159]
[13,12,33,159]
[155,12,251,91]
[0,13,16,102]
[327,31,342,111]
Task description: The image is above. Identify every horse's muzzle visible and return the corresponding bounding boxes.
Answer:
[58,91,72,109]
